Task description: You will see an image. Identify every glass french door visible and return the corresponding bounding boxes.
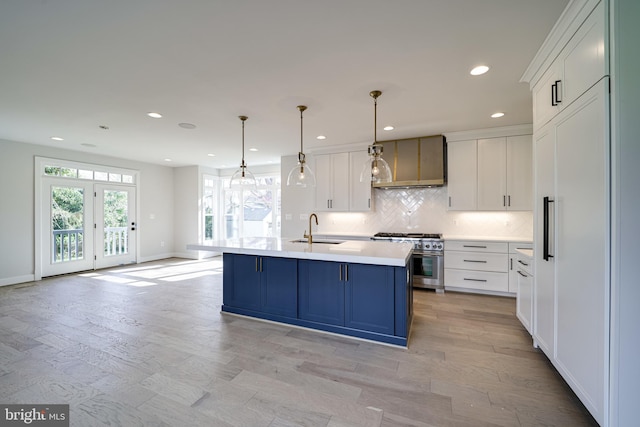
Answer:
[42,179,95,276]
[41,180,136,276]
[95,184,136,269]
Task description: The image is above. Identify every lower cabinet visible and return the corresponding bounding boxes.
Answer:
[515,252,533,334]
[223,254,297,318]
[298,260,395,335]
[222,253,411,346]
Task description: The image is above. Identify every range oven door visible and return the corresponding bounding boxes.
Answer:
[412,251,444,290]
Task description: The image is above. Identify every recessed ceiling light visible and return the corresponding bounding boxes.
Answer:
[470,65,490,76]
[207,153,215,157]
[50,136,64,141]
[316,135,326,140]
[164,158,172,162]
[249,148,258,152]
[383,126,394,131]
[147,112,163,119]
[178,122,196,129]
[491,112,505,118]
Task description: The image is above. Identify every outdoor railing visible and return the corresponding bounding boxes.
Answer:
[53,229,83,262]
[52,226,128,263]
[104,226,128,256]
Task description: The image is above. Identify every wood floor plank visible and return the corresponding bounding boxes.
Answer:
[0,257,597,426]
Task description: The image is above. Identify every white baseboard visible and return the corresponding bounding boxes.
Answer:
[0,274,36,287]
[138,253,179,263]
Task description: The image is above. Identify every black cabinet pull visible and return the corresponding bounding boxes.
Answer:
[463,245,487,248]
[463,259,487,263]
[463,278,487,282]
[517,271,527,277]
[543,196,555,261]
[517,260,529,267]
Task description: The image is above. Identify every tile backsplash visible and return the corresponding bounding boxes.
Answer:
[317,187,533,238]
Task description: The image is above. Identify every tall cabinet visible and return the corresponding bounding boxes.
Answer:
[522,0,609,424]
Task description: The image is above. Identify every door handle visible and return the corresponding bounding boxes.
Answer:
[131,221,136,231]
[543,196,555,261]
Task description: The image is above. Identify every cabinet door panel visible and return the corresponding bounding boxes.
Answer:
[533,63,563,130]
[447,140,477,210]
[331,153,350,211]
[554,80,608,421]
[223,254,261,311]
[349,151,372,211]
[298,260,344,326]
[477,138,507,210]
[314,155,332,211]
[345,264,395,335]
[261,257,298,318]
[506,135,533,210]
[533,125,556,356]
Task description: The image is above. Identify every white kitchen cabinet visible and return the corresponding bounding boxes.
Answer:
[444,240,510,294]
[315,153,349,212]
[477,136,532,211]
[446,140,477,210]
[508,242,533,293]
[515,250,533,335]
[525,1,609,422]
[532,1,605,131]
[348,150,372,211]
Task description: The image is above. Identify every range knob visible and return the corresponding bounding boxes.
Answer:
[424,243,431,249]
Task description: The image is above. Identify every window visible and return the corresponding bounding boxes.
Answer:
[222,175,281,238]
[203,177,217,241]
[43,162,136,184]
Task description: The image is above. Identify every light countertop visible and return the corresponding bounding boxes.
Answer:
[443,235,533,243]
[187,237,413,267]
[515,248,534,258]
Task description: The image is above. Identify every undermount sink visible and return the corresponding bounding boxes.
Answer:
[289,239,344,245]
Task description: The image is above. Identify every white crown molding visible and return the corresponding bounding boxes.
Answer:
[520,0,602,88]
[444,124,533,142]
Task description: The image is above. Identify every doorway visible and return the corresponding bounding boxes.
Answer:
[36,158,138,278]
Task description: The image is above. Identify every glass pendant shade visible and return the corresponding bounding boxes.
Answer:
[287,152,316,187]
[229,115,257,190]
[359,145,393,184]
[286,105,316,187]
[360,90,393,184]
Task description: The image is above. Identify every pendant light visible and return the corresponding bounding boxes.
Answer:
[286,105,316,187]
[229,115,257,190]
[360,90,392,184]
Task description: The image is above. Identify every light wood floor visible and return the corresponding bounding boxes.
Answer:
[0,258,597,426]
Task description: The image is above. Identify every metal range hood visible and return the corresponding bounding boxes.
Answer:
[373,135,447,188]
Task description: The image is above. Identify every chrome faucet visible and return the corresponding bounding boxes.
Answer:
[304,213,318,244]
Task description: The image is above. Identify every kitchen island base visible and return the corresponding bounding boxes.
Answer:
[222,253,413,347]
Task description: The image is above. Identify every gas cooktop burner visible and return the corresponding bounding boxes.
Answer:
[374,232,442,239]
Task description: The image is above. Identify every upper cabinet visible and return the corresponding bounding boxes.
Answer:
[448,133,532,211]
[532,1,606,131]
[447,139,477,210]
[315,151,372,212]
[477,136,533,211]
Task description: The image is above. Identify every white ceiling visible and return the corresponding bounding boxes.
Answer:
[0,0,568,169]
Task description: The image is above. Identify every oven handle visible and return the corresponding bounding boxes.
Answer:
[413,251,443,257]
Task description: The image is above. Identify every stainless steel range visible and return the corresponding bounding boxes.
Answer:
[372,232,444,292]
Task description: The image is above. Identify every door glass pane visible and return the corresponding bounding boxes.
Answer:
[224,190,241,239]
[103,190,129,256]
[51,186,84,263]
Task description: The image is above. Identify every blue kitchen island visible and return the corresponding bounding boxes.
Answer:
[187,238,414,347]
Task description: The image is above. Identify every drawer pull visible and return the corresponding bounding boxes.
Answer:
[517,271,527,277]
[463,259,487,263]
[463,245,487,248]
[464,278,487,282]
[517,260,529,267]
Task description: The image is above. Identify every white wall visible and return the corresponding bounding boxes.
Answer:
[0,139,175,285]
[611,0,640,424]
[173,165,200,258]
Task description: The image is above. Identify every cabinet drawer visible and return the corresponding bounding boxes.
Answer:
[445,240,508,253]
[515,255,533,276]
[509,242,533,253]
[445,251,508,272]
[444,269,508,292]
